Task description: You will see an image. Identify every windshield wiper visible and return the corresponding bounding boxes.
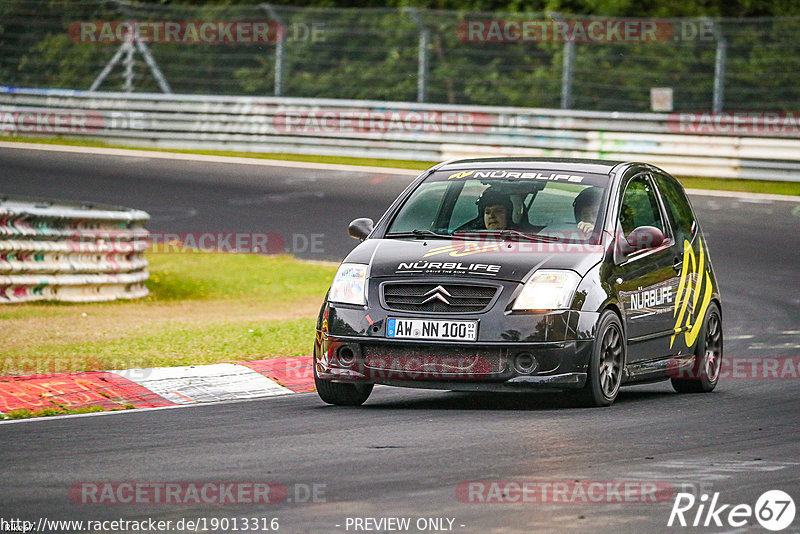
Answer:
[386,229,560,242]
[385,229,453,239]
[498,229,561,242]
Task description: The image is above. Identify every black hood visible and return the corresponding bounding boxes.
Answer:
[344,238,604,283]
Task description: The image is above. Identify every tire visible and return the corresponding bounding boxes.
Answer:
[576,310,625,407]
[671,302,722,393]
[314,365,373,406]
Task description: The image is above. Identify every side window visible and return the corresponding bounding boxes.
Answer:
[619,175,664,235]
[654,171,695,243]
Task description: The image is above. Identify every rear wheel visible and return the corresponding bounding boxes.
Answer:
[314,365,373,406]
[671,302,722,393]
[576,311,625,407]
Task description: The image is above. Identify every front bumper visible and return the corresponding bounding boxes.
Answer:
[315,334,593,392]
[314,299,598,392]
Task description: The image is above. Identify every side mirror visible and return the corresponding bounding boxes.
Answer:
[620,225,665,254]
[348,217,374,241]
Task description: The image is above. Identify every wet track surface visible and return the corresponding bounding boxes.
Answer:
[1,147,799,533]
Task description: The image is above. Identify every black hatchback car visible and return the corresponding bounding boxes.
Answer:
[314,158,722,407]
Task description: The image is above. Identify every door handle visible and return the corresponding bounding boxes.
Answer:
[673,257,683,273]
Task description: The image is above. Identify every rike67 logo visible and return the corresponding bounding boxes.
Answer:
[669,490,795,531]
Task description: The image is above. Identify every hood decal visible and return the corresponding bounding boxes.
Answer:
[345,239,602,282]
[423,242,504,258]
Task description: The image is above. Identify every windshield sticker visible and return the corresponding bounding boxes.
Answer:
[446,170,585,182]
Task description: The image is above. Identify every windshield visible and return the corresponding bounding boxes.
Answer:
[386,169,609,242]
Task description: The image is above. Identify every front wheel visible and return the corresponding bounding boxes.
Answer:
[314,365,373,406]
[671,302,722,393]
[576,311,625,407]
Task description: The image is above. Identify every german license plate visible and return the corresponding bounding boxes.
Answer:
[386,318,478,341]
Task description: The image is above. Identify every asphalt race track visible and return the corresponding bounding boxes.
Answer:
[0,147,414,262]
[1,146,799,534]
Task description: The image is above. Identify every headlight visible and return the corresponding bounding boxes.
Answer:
[329,263,368,305]
[512,270,581,311]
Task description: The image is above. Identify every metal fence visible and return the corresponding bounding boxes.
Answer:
[0,195,150,303]
[2,1,800,112]
[3,87,800,181]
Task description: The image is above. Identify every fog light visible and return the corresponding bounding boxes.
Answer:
[338,345,356,367]
[513,352,539,374]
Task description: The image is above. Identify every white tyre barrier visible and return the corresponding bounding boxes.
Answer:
[0,196,150,303]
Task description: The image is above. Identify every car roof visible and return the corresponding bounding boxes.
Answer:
[437,157,628,175]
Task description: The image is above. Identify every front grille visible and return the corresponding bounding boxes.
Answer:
[382,283,497,313]
[361,345,507,377]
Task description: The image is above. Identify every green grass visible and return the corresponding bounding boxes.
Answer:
[678,176,800,196]
[0,251,336,375]
[1,405,109,420]
[4,135,799,195]
[145,252,335,301]
[2,317,317,370]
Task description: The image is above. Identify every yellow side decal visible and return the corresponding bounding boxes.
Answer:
[670,237,713,348]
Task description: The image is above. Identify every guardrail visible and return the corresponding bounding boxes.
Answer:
[2,86,800,181]
[0,195,150,303]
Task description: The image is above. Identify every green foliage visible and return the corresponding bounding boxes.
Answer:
[120,0,800,16]
[2,2,799,110]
